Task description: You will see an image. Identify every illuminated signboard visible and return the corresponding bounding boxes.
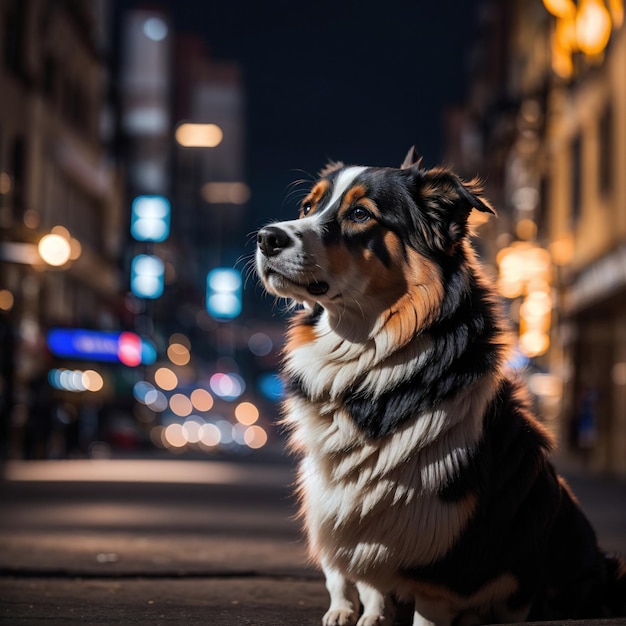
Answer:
[206,268,242,319]
[130,195,170,242]
[47,329,156,366]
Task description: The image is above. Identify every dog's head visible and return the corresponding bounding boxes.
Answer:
[256,148,494,339]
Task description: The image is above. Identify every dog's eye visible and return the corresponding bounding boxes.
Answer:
[349,207,371,223]
[301,201,312,217]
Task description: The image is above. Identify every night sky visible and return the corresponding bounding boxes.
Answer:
[117,0,481,224]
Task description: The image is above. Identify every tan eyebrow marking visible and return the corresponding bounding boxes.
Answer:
[338,184,380,219]
[300,180,329,216]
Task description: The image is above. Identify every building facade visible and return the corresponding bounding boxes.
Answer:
[0,0,124,458]
[449,0,626,474]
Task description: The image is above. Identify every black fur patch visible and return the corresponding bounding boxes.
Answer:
[343,261,503,438]
[403,378,618,619]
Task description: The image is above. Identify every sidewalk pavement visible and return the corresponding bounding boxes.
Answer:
[0,456,624,626]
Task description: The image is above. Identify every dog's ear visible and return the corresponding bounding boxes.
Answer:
[318,160,345,178]
[415,167,495,253]
[400,146,423,170]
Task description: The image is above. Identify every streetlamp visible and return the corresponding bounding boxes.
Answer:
[544,0,623,78]
[174,123,223,148]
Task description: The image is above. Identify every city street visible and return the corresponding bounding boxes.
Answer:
[0,455,329,625]
[0,454,625,625]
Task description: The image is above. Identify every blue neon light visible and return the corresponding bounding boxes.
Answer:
[47,329,156,366]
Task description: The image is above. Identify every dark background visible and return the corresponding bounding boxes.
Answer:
[117,0,481,224]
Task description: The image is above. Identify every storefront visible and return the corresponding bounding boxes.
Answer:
[560,244,626,475]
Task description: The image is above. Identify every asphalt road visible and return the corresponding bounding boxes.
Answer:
[0,455,624,625]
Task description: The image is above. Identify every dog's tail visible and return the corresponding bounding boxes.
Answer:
[604,553,626,616]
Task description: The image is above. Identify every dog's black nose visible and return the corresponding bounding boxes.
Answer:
[257,226,292,257]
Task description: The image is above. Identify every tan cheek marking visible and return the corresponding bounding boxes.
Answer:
[361,230,406,296]
[286,320,318,351]
[383,250,445,346]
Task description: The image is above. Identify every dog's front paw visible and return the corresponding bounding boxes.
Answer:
[323,607,358,626]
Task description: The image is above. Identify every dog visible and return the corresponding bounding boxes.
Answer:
[255,148,626,626]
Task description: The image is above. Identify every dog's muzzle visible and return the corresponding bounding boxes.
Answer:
[257,225,329,296]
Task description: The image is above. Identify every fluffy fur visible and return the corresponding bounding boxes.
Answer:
[255,148,626,626]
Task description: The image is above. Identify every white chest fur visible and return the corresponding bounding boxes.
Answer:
[282,315,498,591]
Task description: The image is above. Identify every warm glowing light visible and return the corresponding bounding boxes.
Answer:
[608,0,624,26]
[234,402,259,425]
[576,0,612,56]
[497,278,525,300]
[167,343,190,366]
[163,423,187,448]
[69,238,82,261]
[182,417,204,443]
[199,423,221,447]
[175,123,223,148]
[516,218,538,241]
[523,291,552,318]
[550,235,574,266]
[520,331,550,358]
[543,0,576,19]
[244,425,268,449]
[528,373,562,398]
[190,388,214,412]
[154,367,178,391]
[82,370,104,392]
[0,172,11,194]
[38,233,71,266]
[201,182,251,205]
[552,34,575,77]
[0,289,14,311]
[170,393,193,417]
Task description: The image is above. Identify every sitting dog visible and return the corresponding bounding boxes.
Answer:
[255,148,626,625]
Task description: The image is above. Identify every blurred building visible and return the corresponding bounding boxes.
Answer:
[114,7,279,456]
[0,0,125,458]
[171,34,248,332]
[448,0,626,475]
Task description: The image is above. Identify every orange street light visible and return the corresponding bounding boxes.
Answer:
[576,0,613,56]
[175,123,223,148]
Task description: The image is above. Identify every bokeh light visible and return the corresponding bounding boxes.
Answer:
[182,416,204,443]
[167,342,190,366]
[210,372,244,400]
[190,388,213,412]
[248,332,273,357]
[145,388,168,412]
[244,425,268,449]
[0,289,15,311]
[82,370,104,392]
[234,401,259,425]
[38,233,71,266]
[199,423,221,447]
[163,423,186,448]
[155,367,178,391]
[170,393,193,417]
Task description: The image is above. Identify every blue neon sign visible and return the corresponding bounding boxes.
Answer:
[47,329,156,366]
